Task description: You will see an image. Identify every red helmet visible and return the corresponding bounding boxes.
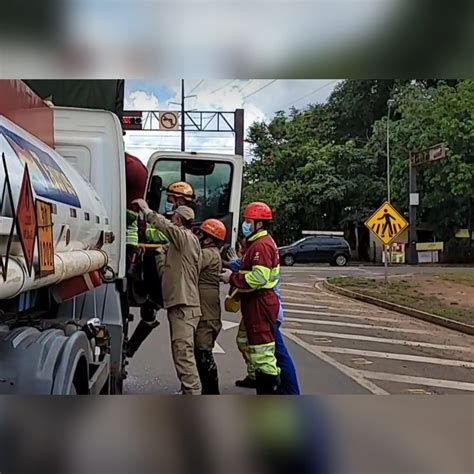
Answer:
[200,218,227,241]
[243,202,273,221]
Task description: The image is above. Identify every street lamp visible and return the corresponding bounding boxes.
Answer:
[387,99,395,203]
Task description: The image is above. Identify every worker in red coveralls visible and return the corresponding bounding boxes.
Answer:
[123,152,163,357]
[220,202,281,394]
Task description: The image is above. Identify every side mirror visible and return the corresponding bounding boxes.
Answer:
[147,175,163,212]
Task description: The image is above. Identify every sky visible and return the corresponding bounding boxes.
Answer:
[123,79,340,164]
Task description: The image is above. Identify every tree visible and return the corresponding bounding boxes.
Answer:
[245,79,473,261]
[369,80,474,241]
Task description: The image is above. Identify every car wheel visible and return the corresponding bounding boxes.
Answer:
[334,255,348,267]
[283,254,295,266]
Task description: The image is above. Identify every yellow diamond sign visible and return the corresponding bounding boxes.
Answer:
[365,202,409,245]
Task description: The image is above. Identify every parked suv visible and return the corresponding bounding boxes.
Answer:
[279,236,351,266]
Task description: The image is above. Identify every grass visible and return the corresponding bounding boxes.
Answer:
[328,274,474,325]
[438,272,474,287]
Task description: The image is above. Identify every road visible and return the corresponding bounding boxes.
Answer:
[124,265,474,395]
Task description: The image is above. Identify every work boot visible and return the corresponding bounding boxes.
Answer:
[196,350,220,395]
[125,319,159,357]
[235,376,256,389]
[255,371,280,395]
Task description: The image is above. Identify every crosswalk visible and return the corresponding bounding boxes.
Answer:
[279,282,474,394]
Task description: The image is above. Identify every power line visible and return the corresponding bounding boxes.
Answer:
[242,80,278,101]
[236,80,254,93]
[210,80,236,94]
[277,80,338,111]
[188,79,205,94]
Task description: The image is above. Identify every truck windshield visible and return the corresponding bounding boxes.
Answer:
[151,159,233,222]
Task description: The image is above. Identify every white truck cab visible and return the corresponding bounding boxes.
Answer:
[0,97,243,394]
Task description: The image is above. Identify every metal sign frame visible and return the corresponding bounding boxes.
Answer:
[122,109,245,156]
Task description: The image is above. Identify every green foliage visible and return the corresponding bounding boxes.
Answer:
[370,80,474,239]
[245,80,474,248]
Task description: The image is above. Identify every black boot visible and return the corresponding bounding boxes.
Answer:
[125,319,159,357]
[255,371,280,395]
[235,376,256,389]
[196,350,220,395]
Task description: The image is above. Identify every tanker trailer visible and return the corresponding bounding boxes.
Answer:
[0,107,126,394]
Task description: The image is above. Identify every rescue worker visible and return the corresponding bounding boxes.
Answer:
[227,249,300,394]
[127,181,197,357]
[134,199,203,395]
[124,153,159,359]
[165,181,195,214]
[145,180,196,276]
[220,202,281,394]
[124,152,148,270]
[195,218,227,394]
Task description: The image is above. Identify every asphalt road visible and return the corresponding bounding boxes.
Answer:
[124,265,474,395]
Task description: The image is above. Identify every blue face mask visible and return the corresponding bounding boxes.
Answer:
[165,201,175,214]
[241,221,253,237]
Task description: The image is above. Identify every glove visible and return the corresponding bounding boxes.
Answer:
[219,269,232,284]
[133,199,151,216]
[229,258,241,272]
[227,247,238,261]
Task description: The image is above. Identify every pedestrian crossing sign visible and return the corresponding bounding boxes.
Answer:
[365,202,409,245]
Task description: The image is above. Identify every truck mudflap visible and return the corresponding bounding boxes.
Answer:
[0,326,108,394]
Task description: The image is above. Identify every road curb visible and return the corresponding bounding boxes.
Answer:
[322,280,474,336]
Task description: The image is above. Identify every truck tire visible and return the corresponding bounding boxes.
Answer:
[110,373,123,394]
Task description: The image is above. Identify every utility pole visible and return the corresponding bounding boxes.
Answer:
[168,80,197,153]
[408,143,448,265]
[234,108,244,156]
[408,155,418,264]
[181,79,185,152]
[387,99,394,203]
[384,99,395,283]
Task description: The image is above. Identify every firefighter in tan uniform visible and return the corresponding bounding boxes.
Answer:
[126,182,197,358]
[134,199,202,395]
[195,218,227,394]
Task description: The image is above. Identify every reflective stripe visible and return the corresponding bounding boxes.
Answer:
[146,225,168,243]
[236,330,256,378]
[243,264,280,290]
[248,342,279,376]
[248,343,275,354]
[245,264,270,288]
[126,210,139,246]
[248,230,268,242]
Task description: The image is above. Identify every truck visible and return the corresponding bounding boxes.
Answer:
[0,80,243,394]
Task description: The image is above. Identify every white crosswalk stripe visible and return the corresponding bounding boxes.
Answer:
[320,347,474,368]
[279,282,474,394]
[284,317,427,334]
[288,329,471,351]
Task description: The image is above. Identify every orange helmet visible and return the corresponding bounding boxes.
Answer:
[167,181,195,201]
[243,202,273,221]
[200,219,227,241]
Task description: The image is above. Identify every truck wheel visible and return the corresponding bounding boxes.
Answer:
[110,374,123,394]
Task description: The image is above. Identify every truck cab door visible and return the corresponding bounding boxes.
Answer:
[146,152,243,247]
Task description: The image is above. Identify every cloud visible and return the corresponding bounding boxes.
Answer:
[125,90,160,110]
[123,80,338,163]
